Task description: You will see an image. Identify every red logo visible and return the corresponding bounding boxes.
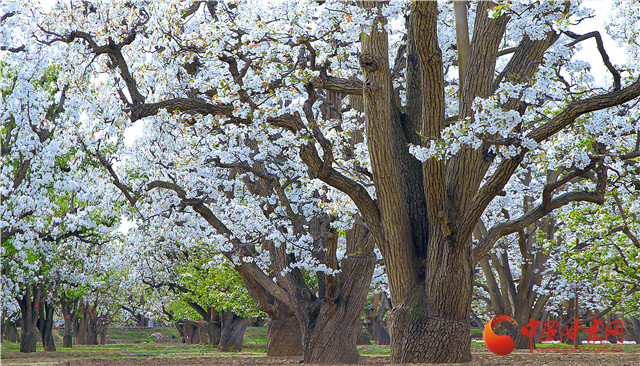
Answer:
[483,315,518,356]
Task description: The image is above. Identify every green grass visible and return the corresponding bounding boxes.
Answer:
[357,344,390,356]
[243,326,267,346]
[107,326,181,341]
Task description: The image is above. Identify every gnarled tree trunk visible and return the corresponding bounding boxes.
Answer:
[266,310,303,356]
[61,301,75,348]
[37,300,56,351]
[3,319,19,342]
[355,327,371,345]
[17,286,42,353]
[299,222,376,364]
[219,312,250,352]
[365,292,390,345]
[388,241,473,364]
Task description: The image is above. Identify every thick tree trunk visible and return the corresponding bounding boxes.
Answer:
[20,327,39,353]
[301,227,376,364]
[355,327,371,345]
[85,310,98,345]
[622,317,640,344]
[4,320,19,342]
[368,320,390,346]
[175,322,186,343]
[207,309,221,345]
[37,301,56,351]
[389,284,472,364]
[74,314,86,345]
[302,296,363,364]
[365,292,391,345]
[266,314,303,356]
[182,322,200,344]
[199,325,208,345]
[62,311,73,347]
[219,312,250,352]
[18,287,41,353]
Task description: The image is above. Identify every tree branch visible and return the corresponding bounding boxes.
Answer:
[563,30,621,91]
[473,171,606,265]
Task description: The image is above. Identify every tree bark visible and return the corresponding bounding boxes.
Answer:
[18,286,42,353]
[3,320,19,342]
[365,292,390,345]
[266,314,303,356]
[37,301,56,351]
[301,225,376,364]
[622,317,640,344]
[207,310,222,346]
[389,280,471,363]
[74,312,86,345]
[355,326,371,345]
[61,301,74,348]
[219,312,250,352]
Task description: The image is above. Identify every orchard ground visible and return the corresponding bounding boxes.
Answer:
[1,327,638,366]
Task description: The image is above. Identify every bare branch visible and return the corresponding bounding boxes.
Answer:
[311,75,363,95]
[564,30,621,91]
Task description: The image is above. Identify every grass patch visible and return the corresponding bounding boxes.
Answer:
[357,344,390,357]
[243,326,267,346]
[107,327,180,341]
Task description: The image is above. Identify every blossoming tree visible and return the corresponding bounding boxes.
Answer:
[27,0,640,363]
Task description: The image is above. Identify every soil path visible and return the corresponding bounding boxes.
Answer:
[47,351,640,366]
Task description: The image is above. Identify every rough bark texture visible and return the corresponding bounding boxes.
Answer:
[61,299,75,348]
[365,293,391,346]
[301,225,376,364]
[3,320,19,342]
[17,286,41,353]
[37,301,56,351]
[355,327,371,345]
[219,312,250,352]
[266,315,303,356]
[389,285,471,363]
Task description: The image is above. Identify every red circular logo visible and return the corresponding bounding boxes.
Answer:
[483,315,518,356]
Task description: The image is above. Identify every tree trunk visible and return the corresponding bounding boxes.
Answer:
[199,325,208,345]
[301,227,376,364]
[84,307,99,345]
[355,326,371,345]
[207,309,221,345]
[97,317,107,345]
[175,322,186,343]
[622,317,640,344]
[219,312,250,352]
[62,311,73,347]
[365,292,391,345]
[368,319,390,346]
[389,283,472,364]
[302,296,363,364]
[74,313,87,345]
[266,314,303,356]
[182,322,200,344]
[4,320,19,342]
[37,301,56,351]
[18,286,41,353]
[20,326,39,353]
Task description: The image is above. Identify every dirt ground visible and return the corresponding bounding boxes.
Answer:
[34,351,640,366]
